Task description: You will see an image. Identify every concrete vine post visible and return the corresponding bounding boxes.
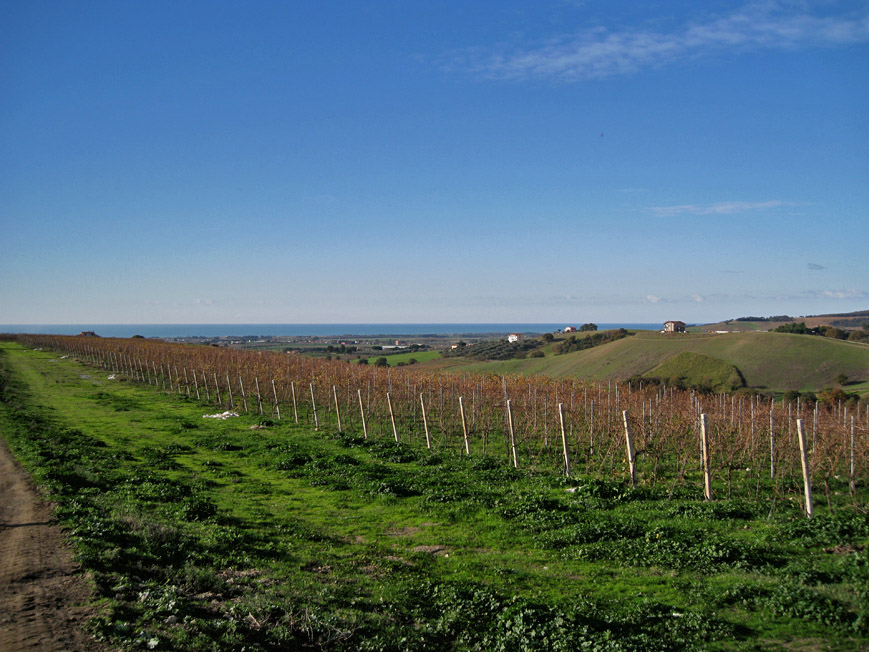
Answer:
[623,410,636,487]
[310,383,319,431]
[271,379,281,420]
[769,402,775,479]
[796,419,814,518]
[333,385,342,432]
[700,413,712,501]
[507,399,519,469]
[420,393,431,449]
[239,376,249,413]
[559,402,571,477]
[254,377,264,415]
[851,416,857,501]
[387,392,399,442]
[226,375,234,409]
[290,381,298,423]
[357,389,368,439]
[459,396,470,455]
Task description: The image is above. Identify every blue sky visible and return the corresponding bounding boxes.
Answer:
[1,0,867,325]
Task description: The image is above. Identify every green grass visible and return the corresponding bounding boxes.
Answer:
[366,350,441,366]
[646,351,745,392]
[1,342,867,651]
[445,332,869,398]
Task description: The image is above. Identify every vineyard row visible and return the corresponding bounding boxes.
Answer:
[7,334,867,513]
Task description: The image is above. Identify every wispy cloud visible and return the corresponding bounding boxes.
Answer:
[455,2,869,82]
[821,289,868,300]
[649,200,792,217]
[807,262,826,270]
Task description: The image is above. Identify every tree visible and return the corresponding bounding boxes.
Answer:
[541,333,554,343]
[374,357,388,367]
[580,323,598,332]
[774,322,811,334]
[357,358,368,365]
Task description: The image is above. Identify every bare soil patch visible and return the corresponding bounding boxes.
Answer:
[0,436,108,652]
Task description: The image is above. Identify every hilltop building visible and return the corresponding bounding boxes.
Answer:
[663,320,686,333]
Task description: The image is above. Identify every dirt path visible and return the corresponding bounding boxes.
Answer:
[0,436,107,652]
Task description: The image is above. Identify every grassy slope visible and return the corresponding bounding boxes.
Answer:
[365,350,442,366]
[695,310,869,332]
[2,342,868,650]
[439,332,869,396]
[647,351,745,391]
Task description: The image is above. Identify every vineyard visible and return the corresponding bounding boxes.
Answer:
[10,333,867,512]
[2,336,869,651]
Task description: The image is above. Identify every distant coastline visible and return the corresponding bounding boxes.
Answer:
[0,323,665,339]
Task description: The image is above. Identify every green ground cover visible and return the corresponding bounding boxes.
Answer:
[645,352,745,393]
[365,350,442,366]
[1,342,867,651]
[439,332,869,399]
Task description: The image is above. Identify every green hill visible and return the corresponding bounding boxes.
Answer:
[645,351,745,392]
[438,332,869,398]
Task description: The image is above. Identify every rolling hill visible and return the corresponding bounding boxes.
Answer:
[429,331,869,399]
[694,309,869,333]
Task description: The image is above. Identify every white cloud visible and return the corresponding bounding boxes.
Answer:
[649,200,792,217]
[691,294,705,303]
[646,295,662,303]
[821,289,868,300]
[456,2,869,82]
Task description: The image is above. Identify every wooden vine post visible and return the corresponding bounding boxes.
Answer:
[459,396,470,455]
[507,399,519,468]
[420,393,431,449]
[387,392,399,442]
[290,381,298,423]
[700,413,712,501]
[226,375,234,409]
[559,402,571,477]
[357,389,368,439]
[796,418,814,518]
[213,372,222,406]
[623,410,636,487]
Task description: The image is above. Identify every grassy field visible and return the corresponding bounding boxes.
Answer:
[366,350,442,366]
[1,341,868,651]
[431,332,869,398]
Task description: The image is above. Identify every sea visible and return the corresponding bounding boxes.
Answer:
[0,323,664,338]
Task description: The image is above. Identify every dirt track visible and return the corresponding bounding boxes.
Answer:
[0,436,106,652]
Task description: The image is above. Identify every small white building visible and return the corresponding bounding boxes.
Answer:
[564,326,577,333]
[507,333,522,343]
[664,320,686,333]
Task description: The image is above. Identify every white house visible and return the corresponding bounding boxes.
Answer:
[507,333,522,343]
